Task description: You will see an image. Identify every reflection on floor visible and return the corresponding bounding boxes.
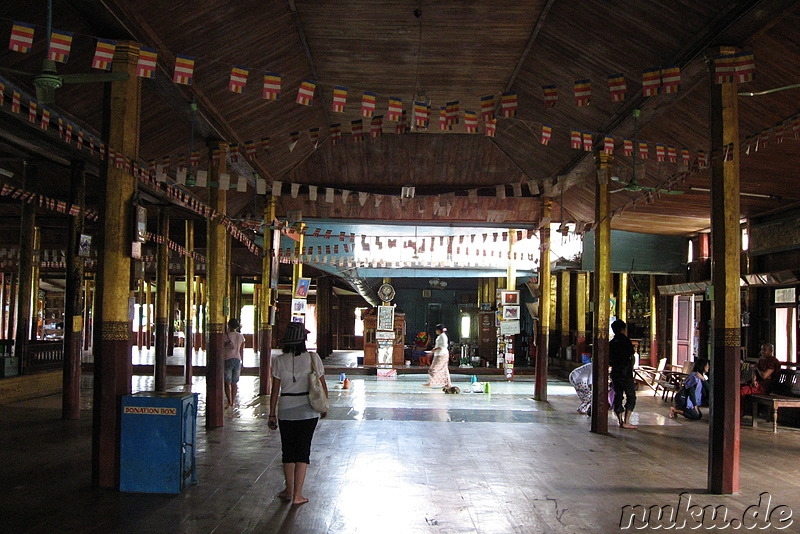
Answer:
[2,368,800,533]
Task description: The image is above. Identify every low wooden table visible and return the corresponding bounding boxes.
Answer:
[749,394,800,433]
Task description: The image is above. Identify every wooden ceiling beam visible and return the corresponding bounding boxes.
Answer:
[553,0,797,194]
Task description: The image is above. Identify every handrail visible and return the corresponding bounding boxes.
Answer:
[23,341,64,373]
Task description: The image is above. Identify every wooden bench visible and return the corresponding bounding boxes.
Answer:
[749,369,800,433]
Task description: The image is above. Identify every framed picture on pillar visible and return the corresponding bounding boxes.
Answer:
[501,290,520,306]
[291,298,307,314]
[502,305,520,320]
[294,278,311,298]
[78,234,92,257]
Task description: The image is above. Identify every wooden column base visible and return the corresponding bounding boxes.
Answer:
[155,318,168,391]
[206,324,226,428]
[93,322,132,489]
[708,337,741,494]
[258,325,273,396]
[62,329,82,420]
[534,330,549,401]
[184,323,194,384]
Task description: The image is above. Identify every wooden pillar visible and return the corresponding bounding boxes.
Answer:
[534,199,552,400]
[197,277,205,351]
[168,275,175,357]
[317,276,332,358]
[63,160,86,420]
[575,272,587,361]
[83,277,92,350]
[258,198,276,395]
[6,273,17,342]
[708,46,741,495]
[292,223,306,301]
[30,226,41,340]
[14,162,36,368]
[145,279,152,349]
[184,221,195,384]
[92,41,139,489]
[591,152,612,434]
[559,271,570,357]
[137,279,144,350]
[649,275,659,366]
[154,210,169,391]
[618,273,628,322]
[206,140,229,428]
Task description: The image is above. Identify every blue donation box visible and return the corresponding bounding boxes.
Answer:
[120,391,198,493]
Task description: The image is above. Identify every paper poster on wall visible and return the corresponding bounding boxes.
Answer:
[500,320,520,335]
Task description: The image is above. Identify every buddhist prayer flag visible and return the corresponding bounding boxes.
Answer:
[296,79,316,106]
[484,118,496,137]
[608,73,626,102]
[229,144,240,163]
[137,47,158,78]
[351,120,363,141]
[735,52,755,83]
[11,91,20,113]
[570,130,581,149]
[655,143,666,161]
[28,100,36,122]
[541,125,552,145]
[262,72,281,99]
[638,141,649,159]
[623,138,633,157]
[330,124,342,145]
[667,146,677,163]
[543,85,558,107]
[370,116,382,138]
[582,132,593,151]
[446,101,459,125]
[361,91,377,117]
[642,68,661,96]
[260,136,271,152]
[439,106,448,131]
[661,67,680,93]
[229,66,249,93]
[310,127,320,147]
[332,85,348,112]
[414,101,429,128]
[9,22,35,53]
[245,140,256,159]
[41,108,50,130]
[190,151,200,166]
[574,79,591,106]
[464,111,478,133]
[92,39,116,70]
[681,148,691,166]
[714,54,736,84]
[480,95,495,121]
[500,92,517,118]
[603,136,614,155]
[396,110,409,134]
[65,122,73,144]
[48,30,73,63]
[173,55,195,85]
[387,97,403,122]
[698,150,708,168]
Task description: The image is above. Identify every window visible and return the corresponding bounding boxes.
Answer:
[461,315,471,339]
[354,307,367,336]
[240,305,254,335]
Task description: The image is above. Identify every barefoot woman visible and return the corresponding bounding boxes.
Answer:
[423,324,452,388]
[268,323,328,505]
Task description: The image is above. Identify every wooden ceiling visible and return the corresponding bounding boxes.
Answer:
[1,0,799,242]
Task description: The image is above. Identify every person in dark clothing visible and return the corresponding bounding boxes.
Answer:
[609,319,637,429]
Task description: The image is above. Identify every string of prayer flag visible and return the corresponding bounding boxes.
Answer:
[92,39,116,70]
[642,68,661,96]
[262,73,281,99]
[332,85,348,112]
[48,30,73,63]
[543,85,558,107]
[484,118,496,137]
[370,116,382,138]
[608,73,626,102]
[229,66,249,93]
[480,95,495,121]
[500,92,517,117]
[541,125,552,145]
[603,136,614,155]
[574,79,591,107]
[414,101,429,128]
[661,66,680,93]
[464,111,478,133]
[137,47,158,78]
[173,54,195,85]
[296,79,316,106]
[735,52,755,83]
[361,91,377,117]
[570,130,581,149]
[387,97,403,121]
[9,22,35,53]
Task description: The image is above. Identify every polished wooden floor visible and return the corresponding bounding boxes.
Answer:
[1,352,799,533]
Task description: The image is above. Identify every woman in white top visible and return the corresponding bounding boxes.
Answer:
[224,318,246,408]
[268,322,328,506]
[424,324,452,388]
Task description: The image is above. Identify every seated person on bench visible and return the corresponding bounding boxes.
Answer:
[740,343,781,397]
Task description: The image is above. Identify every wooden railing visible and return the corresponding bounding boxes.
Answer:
[23,341,64,373]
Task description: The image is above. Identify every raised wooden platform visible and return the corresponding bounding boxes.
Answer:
[0,371,62,404]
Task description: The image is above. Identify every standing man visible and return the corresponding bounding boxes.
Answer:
[610,319,637,429]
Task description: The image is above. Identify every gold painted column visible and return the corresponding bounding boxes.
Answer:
[649,275,658,367]
[560,271,570,358]
[292,223,306,298]
[618,273,628,322]
[534,199,552,400]
[92,41,139,489]
[154,210,169,391]
[258,198,276,395]
[591,152,612,434]
[575,272,587,361]
[30,226,41,340]
[184,220,195,384]
[206,140,229,428]
[63,161,86,419]
[708,46,742,495]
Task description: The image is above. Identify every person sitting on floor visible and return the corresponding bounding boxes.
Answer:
[669,358,709,420]
[740,343,781,397]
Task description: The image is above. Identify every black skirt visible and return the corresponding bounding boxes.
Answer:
[278,418,319,464]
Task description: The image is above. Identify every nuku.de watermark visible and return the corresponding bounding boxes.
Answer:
[619,492,793,530]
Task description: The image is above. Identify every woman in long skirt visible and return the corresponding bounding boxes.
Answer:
[424,324,452,387]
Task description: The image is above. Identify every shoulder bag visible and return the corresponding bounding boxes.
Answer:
[307,353,329,413]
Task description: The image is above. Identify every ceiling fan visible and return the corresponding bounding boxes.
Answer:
[0,0,129,105]
[610,109,684,195]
